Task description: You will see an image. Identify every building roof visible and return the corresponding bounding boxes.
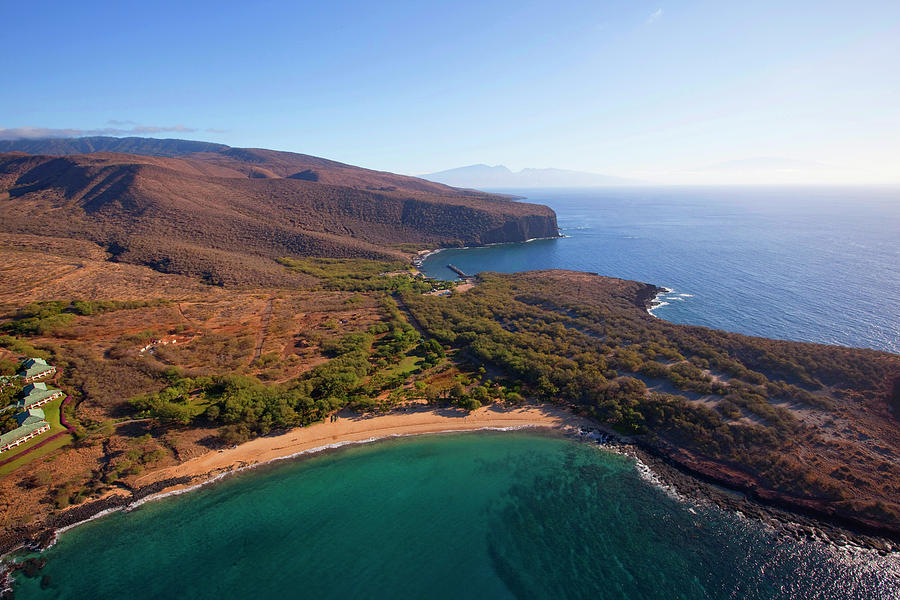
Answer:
[18,382,62,409]
[16,407,46,427]
[18,357,55,379]
[0,413,50,449]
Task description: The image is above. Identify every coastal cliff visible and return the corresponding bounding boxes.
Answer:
[0,141,557,284]
[479,213,559,244]
[399,198,558,246]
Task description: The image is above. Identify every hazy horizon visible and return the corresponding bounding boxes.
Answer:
[1,0,898,185]
[418,160,900,187]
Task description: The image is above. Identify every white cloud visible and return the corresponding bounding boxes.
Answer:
[647,8,663,23]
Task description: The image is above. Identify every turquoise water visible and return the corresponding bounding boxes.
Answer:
[11,432,899,599]
[421,187,900,353]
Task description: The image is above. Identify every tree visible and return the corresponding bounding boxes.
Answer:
[450,383,466,400]
[457,396,482,412]
[424,385,441,405]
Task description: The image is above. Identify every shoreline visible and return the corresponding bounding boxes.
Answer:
[0,403,589,563]
[412,234,562,271]
[2,402,896,590]
[647,286,674,316]
[129,403,586,491]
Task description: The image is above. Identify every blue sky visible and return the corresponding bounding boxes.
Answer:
[2,0,898,183]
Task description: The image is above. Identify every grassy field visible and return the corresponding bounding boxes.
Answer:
[0,396,72,476]
[383,355,424,379]
[0,433,74,477]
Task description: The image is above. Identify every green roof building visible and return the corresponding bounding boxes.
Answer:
[18,382,63,410]
[18,357,56,382]
[0,408,50,453]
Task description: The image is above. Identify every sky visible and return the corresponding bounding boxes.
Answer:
[2,0,899,184]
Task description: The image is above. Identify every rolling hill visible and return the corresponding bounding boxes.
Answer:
[0,139,558,285]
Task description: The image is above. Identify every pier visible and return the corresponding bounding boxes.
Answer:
[447,264,469,279]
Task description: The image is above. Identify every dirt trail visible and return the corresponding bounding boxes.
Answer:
[176,302,194,326]
[251,297,275,363]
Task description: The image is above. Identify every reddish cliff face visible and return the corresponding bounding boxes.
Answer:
[0,143,558,284]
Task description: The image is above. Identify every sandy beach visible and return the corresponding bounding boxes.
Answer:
[132,403,592,495]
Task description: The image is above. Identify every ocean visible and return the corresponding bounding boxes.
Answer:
[420,186,900,353]
[11,432,898,599]
[9,186,900,599]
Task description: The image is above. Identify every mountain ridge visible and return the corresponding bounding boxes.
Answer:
[0,136,229,157]
[0,138,559,285]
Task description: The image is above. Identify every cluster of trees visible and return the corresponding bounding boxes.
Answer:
[0,406,19,434]
[131,311,439,441]
[131,373,329,444]
[2,299,170,336]
[0,356,20,377]
[420,338,446,369]
[2,302,74,336]
[277,256,457,293]
[402,272,890,450]
[0,377,24,414]
[278,257,423,292]
[0,335,51,360]
[370,298,420,360]
[0,338,44,409]
[102,434,170,483]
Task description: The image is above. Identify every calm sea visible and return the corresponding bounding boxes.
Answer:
[421,186,900,353]
[11,432,899,599]
[10,187,900,599]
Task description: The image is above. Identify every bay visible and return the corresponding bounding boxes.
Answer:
[12,432,898,599]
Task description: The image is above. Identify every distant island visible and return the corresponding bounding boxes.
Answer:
[421,164,637,189]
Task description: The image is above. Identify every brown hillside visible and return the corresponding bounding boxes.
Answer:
[0,146,557,285]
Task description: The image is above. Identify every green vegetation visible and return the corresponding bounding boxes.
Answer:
[403,272,876,437]
[0,357,18,376]
[68,299,170,316]
[2,267,894,533]
[130,377,213,425]
[100,434,170,485]
[0,396,71,474]
[1,299,170,336]
[0,335,50,359]
[0,407,18,435]
[130,299,447,441]
[0,434,74,478]
[382,355,424,379]
[0,378,24,409]
[402,271,900,522]
[277,257,452,293]
[390,242,429,253]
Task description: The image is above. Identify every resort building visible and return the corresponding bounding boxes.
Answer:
[17,382,64,410]
[0,408,50,454]
[18,357,56,382]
